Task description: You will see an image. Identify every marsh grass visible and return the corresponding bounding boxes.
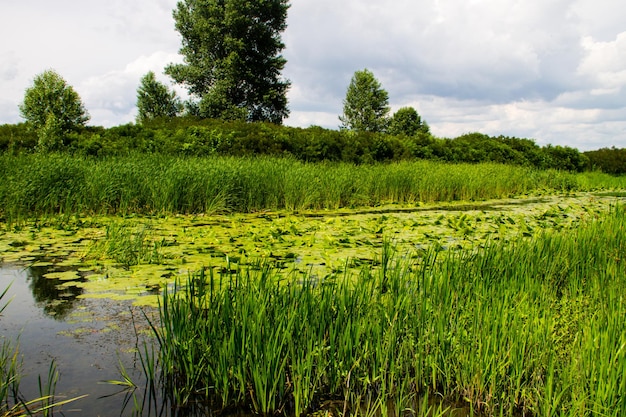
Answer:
[134,205,626,416]
[2,154,625,221]
[85,221,164,267]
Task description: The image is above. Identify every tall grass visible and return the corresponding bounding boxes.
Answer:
[1,153,624,221]
[85,221,164,267]
[138,205,626,416]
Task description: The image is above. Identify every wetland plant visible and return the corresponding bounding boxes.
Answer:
[85,221,164,267]
[135,205,626,416]
[2,153,626,221]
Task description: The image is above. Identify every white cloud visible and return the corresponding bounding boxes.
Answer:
[2,0,626,149]
[81,52,183,126]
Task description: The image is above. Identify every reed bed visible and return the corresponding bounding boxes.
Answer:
[1,153,624,222]
[138,205,626,417]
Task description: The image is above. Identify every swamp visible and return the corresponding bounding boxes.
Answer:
[1,154,626,417]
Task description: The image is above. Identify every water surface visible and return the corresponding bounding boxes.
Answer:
[0,266,149,416]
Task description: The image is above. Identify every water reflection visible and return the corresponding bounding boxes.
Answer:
[0,266,154,416]
[24,265,83,319]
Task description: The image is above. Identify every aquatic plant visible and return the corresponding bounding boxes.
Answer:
[2,153,625,222]
[85,221,164,267]
[136,205,626,416]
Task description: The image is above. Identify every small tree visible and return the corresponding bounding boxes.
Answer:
[339,69,390,132]
[388,107,430,136]
[136,71,182,124]
[19,69,89,151]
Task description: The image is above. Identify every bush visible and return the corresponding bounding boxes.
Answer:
[0,117,600,173]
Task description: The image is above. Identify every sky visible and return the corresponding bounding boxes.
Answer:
[1,0,626,151]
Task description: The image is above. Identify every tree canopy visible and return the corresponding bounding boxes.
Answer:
[136,71,182,124]
[339,69,390,133]
[388,107,430,136]
[166,0,291,124]
[20,69,89,132]
[19,69,89,151]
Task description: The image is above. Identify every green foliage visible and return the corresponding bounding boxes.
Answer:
[136,72,181,124]
[140,206,626,416]
[584,147,626,174]
[166,0,290,124]
[388,106,429,136]
[0,115,602,173]
[19,70,89,151]
[543,144,589,172]
[339,69,390,132]
[0,123,37,153]
[86,222,164,267]
[1,153,623,220]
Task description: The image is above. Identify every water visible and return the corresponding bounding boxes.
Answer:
[0,265,151,416]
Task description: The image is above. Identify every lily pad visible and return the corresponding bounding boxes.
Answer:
[43,270,81,281]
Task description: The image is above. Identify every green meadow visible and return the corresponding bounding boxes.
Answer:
[1,153,626,416]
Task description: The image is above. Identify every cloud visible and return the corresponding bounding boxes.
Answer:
[2,0,626,149]
[286,0,585,106]
[80,51,182,126]
[0,52,19,82]
[283,0,626,149]
[578,32,626,93]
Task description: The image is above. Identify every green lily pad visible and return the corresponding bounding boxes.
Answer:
[43,270,81,281]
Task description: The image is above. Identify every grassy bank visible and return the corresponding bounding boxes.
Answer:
[140,205,626,416]
[1,153,624,221]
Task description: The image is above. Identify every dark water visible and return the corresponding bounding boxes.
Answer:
[0,266,152,416]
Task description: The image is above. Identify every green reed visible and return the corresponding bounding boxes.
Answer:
[2,153,625,221]
[136,205,625,416]
[85,221,164,267]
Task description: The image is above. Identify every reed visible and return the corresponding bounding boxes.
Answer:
[85,221,164,267]
[2,153,625,221]
[135,205,626,416]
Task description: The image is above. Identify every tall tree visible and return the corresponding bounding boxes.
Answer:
[19,69,89,151]
[339,69,390,132]
[166,0,291,124]
[136,71,182,124]
[388,107,430,136]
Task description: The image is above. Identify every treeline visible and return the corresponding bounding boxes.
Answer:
[0,117,623,173]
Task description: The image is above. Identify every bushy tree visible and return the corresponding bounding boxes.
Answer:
[136,71,182,124]
[19,69,89,151]
[388,107,429,136]
[166,0,291,124]
[339,69,390,132]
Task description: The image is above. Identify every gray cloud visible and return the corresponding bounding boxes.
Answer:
[1,0,625,150]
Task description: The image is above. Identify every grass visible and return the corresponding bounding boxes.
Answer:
[133,204,626,416]
[2,153,625,222]
[85,221,165,267]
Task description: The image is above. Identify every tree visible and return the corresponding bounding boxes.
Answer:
[388,107,430,136]
[339,69,390,133]
[136,71,182,124]
[19,69,89,151]
[165,0,291,124]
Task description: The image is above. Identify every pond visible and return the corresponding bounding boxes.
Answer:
[1,192,625,416]
[0,265,153,416]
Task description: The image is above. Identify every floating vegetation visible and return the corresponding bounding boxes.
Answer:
[0,193,624,307]
[135,204,626,417]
